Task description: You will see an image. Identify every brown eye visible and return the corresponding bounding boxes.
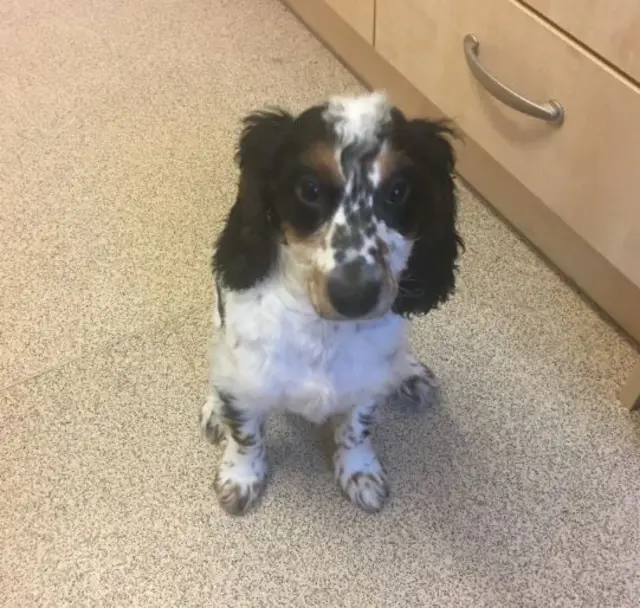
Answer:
[386,178,411,205]
[295,175,321,205]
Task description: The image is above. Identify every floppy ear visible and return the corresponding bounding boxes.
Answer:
[213,109,294,290]
[392,119,463,317]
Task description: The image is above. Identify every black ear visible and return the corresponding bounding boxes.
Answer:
[213,109,294,291]
[392,118,463,317]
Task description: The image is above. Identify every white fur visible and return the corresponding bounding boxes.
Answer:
[205,225,436,514]
[209,266,414,425]
[205,256,436,516]
[211,282,223,329]
[324,91,391,150]
[369,140,390,188]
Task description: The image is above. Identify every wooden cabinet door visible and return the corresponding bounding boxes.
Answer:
[324,0,374,44]
[375,0,640,288]
[521,0,640,83]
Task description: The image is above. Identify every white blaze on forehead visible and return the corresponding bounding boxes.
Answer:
[368,140,390,189]
[324,92,391,148]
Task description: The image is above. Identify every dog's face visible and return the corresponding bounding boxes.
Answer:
[270,94,418,320]
[214,92,462,320]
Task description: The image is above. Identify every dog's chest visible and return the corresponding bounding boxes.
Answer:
[215,288,407,422]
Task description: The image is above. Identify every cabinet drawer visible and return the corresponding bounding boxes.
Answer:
[520,0,640,83]
[324,0,374,44]
[375,0,640,287]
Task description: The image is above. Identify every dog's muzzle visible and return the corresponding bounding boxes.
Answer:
[326,259,382,319]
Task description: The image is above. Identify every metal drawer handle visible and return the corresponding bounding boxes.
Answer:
[463,34,564,124]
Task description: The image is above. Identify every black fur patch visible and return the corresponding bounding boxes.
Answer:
[215,277,225,327]
[389,117,463,317]
[213,106,338,290]
[213,110,294,290]
[218,390,258,449]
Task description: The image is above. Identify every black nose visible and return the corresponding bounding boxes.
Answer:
[327,260,382,319]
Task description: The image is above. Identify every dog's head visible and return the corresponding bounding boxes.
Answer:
[214,92,462,319]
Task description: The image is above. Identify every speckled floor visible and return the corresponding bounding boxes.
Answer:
[1,1,639,606]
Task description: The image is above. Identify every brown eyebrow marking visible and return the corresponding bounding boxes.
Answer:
[282,220,330,249]
[299,142,345,187]
[375,147,410,185]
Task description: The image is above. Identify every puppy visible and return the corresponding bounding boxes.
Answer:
[201,92,462,515]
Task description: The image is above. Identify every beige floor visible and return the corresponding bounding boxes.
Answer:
[1,1,639,606]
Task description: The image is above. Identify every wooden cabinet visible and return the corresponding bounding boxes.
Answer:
[620,362,640,410]
[324,0,374,43]
[521,0,640,83]
[375,0,640,289]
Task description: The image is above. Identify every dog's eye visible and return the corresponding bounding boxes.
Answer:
[386,178,411,205]
[295,176,321,205]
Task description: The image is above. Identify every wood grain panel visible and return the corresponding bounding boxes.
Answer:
[620,361,640,410]
[324,0,374,43]
[521,0,640,83]
[375,0,640,289]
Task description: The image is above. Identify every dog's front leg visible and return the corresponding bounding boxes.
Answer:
[203,390,267,516]
[333,399,389,514]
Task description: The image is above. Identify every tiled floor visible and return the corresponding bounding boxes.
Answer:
[1,1,639,606]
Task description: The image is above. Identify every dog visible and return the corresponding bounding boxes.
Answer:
[201,92,462,515]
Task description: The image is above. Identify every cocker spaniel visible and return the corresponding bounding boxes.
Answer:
[201,92,462,515]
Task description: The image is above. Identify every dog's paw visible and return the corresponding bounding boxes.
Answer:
[214,453,267,516]
[200,395,225,444]
[202,418,225,445]
[396,360,440,408]
[334,442,389,514]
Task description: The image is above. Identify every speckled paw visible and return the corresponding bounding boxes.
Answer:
[214,476,264,516]
[334,443,390,514]
[214,456,267,516]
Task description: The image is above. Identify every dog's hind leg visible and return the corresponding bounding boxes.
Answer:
[393,355,440,409]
